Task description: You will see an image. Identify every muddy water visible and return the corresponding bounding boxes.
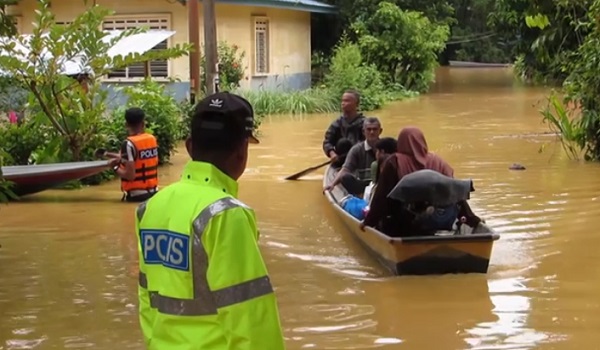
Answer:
[2,67,600,349]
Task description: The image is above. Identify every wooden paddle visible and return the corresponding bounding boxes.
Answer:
[285,159,332,180]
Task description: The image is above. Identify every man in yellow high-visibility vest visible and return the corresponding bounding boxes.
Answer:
[134,92,286,349]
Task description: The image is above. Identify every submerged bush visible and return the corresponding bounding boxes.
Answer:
[107,79,183,165]
[0,118,49,165]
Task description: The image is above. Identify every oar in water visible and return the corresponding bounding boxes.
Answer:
[285,159,332,181]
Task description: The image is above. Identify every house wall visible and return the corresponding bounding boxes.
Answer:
[9,0,312,101]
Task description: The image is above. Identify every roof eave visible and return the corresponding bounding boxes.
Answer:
[179,0,337,14]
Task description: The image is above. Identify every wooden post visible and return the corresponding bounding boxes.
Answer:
[203,0,218,95]
[143,61,150,79]
[188,0,201,104]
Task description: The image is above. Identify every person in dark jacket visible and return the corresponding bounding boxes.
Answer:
[322,90,366,162]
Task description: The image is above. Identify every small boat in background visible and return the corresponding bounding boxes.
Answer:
[449,60,511,68]
[323,165,500,276]
[1,160,111,196]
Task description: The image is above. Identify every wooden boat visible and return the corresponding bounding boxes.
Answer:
[1,160,111,196]
[323,165,500,276]
[449,60,511,68]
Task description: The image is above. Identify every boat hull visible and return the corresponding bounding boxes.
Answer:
[2,161,111,196]
[448,60,511,68]
[323,165,499,275]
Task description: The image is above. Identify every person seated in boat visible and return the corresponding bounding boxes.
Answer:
[322,90,367,163]
[101,107,159,202]
[387,169,478,235]
[340,137,398,221]
[360,126,481,236]
[324,117,382,197]
[331,138,354,169]
[363,137,397,203]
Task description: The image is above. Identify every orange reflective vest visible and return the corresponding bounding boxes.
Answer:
[121,133,159,193]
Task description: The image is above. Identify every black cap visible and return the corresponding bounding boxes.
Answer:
[193,92,259,144]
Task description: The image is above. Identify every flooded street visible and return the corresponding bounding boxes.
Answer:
[2,67,600,349]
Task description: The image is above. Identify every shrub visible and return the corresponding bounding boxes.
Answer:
[106,79,183,165]
[0,77,27,113]
[0,150,18,204]
[323,37,389,111]
[201,41,246,91]
[0,118,49,165]
[177,99,195,141]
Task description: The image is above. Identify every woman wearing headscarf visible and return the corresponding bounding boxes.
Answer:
[360,126,480,236]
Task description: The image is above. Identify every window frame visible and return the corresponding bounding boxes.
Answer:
[101,13,172,82]
[251,16,270,76]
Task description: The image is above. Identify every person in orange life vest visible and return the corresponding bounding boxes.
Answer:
[103,107,159,202]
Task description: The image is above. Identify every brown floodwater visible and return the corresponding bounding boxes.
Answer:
[2,67,600,349]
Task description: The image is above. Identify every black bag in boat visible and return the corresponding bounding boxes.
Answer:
[387,169,474,207]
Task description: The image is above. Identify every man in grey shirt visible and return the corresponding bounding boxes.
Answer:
[324,117,383,196]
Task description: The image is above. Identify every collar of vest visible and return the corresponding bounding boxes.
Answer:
[181,161,239,196]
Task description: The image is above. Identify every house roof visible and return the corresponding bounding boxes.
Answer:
[216,0,336,14]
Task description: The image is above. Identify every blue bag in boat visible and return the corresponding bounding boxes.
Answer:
[341,196,368,220]
[418,205,460,231]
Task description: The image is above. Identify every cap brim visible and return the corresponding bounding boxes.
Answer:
[249,135,260,144]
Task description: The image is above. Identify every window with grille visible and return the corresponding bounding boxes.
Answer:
[253,17,270,75]
[102,15,170,79]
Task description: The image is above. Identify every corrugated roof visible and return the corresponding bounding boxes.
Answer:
[0,30,176,76]
[215,0,336,14]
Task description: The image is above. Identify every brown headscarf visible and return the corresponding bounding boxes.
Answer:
[363,126,454,228]
[395,126,453,178]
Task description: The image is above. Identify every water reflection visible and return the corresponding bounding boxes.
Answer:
[467,276,571,349]
[2,68,598,349]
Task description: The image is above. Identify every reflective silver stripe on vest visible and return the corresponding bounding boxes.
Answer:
[137,201,149,289]
[144,197,274,316]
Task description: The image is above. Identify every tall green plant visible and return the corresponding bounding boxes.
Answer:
[540,93,584,160]
[537,0,600,161]
[0,0,190,162]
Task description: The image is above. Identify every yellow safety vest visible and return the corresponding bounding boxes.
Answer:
[135,161,286,350]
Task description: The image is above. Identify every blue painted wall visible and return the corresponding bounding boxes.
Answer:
[101,72,311,107]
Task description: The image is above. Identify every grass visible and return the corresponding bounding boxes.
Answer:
[236,88,339,116]
[235,86,418,117]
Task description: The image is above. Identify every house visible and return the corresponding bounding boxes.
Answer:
[7,0,336,100]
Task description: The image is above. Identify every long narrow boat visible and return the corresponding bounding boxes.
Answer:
[323,165,500,276]
[448,60,511,68]
[1,160,111,196]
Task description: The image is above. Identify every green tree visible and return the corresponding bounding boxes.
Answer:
[351,2,450,92]
[0,0,190,162]
[488,0,590,83]
[547,0,600,160]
